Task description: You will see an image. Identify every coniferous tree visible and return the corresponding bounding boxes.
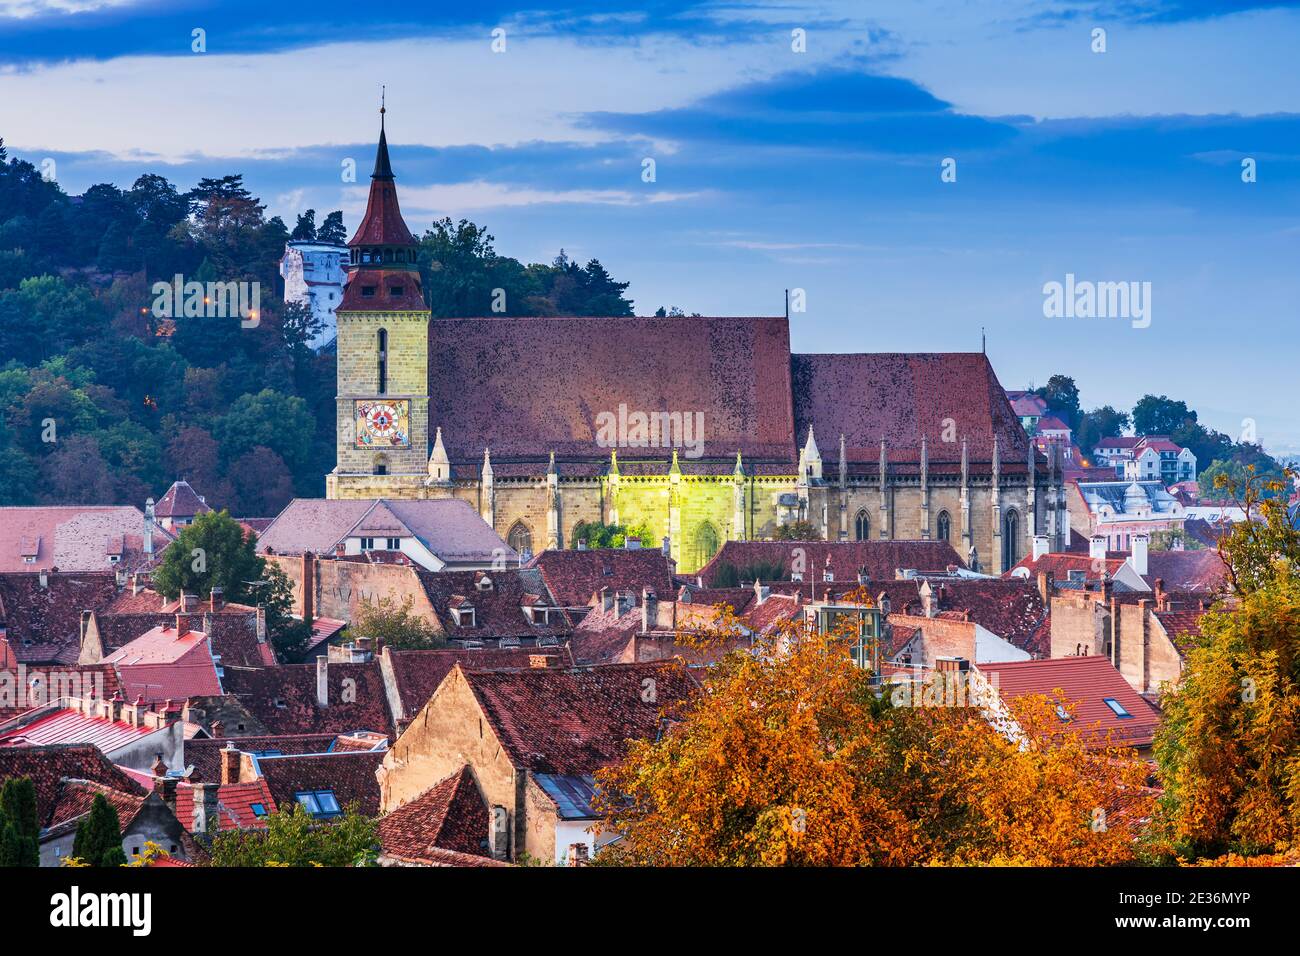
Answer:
[72,794,128,867]
[0,777,40,867]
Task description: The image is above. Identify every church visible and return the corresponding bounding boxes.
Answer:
[325,114,1070,574]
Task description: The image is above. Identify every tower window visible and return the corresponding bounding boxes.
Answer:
[377,328,388,394]
[854,509,870,541]
[937,510,951,542]
[389,286,404,297]
[361,285,376,298]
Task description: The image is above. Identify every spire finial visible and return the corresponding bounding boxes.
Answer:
[380,84,386,121]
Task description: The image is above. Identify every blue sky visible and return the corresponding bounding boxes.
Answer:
[1,0,1297,455]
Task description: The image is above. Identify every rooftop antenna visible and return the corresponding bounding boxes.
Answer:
[380,84,386,127]
[981,326,986,354]
[784,288,789,319]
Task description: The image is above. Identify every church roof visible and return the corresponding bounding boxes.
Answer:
[791,352,1034,466]
[427,315,796,474]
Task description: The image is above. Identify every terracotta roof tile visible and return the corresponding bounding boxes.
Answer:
[696,540,964,587]
[528,549,674,609]
[0,743,146,827]
[259,750,385,816]
[378,766,490,861]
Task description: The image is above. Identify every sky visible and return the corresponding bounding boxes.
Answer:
[1,0,1297,455]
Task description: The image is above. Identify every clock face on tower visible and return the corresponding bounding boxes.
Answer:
[355,399,411,448]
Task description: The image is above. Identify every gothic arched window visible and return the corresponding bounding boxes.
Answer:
[854,509,870,541]
[936,510,951,542]
[377,328,388,394]
[507,521,533,559]
[693,522,720,569]
[1002,509,1020,570]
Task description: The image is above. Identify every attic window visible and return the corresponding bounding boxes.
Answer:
[1067,570,1085,583]
[791,572,803,582]
[107,554,120,563]
[22,556,35,564]
[274,697,287,709]
[476,575,493,592]
[389,285,405,297]
[1055,704,1072,722]
[361,285,377,298]
[1102,697,1133,719]
[295,790,342,819]
[451,606,476,628]
[250,803,268,818]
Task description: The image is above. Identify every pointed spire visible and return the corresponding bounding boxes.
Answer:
[427,427,450,482]
[372,88,394,181]
[547,450,557,476]
[733,451,745,479]
[803,426,819,460]
[669,449,682,476]
[481,446,493,479]
[609,448,619,476]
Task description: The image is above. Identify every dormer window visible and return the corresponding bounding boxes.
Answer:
[475,575,493,592]
[362,285,377,298]
[450,603,476,628]
[389,285,404,297]
[791,572,803,582]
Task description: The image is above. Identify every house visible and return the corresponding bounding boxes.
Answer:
[100,613,225,703]
[377,765,499,865]
[414,567,571,645]
[1093,436,1196,483]
[377,659,698,864]
[1048,580,1214,696]
[975,655,1163,754]
[1068,480,1186,550]
[0,571,126,665]
[152,479,212,531]
[256,497,514,572]
[0,505,173,573]
[0,744,196,866]
[526,548,675,624]
[0,694,186,772]
[1008,537,1151,593]
[1005,391,1048,434]
[378,645,551,730]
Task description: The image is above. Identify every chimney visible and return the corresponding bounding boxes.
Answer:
[616,590,635,615]
[567,843,590,867]
[753,580,770,605]
[1032,534,1050,561]
[600,587,613,613]
[641,588,658,634]
[856,565,868,586]
[38,569,48,589]
[210,587,224,612]
[576,540,588,551]
[143,498,155,556]
[107,693,124,722]
[1089,536,1108,561]
[315,655,329,707]
[150,752,167,778]
[181,592,199,613]
[220,743,241,785]
[131,573,143,597]
[211,719,225,738]
[528,654,558,669]
[934,656,970,674]
[191,783,219,836]
[489,806,510,861]
[1037,570,1054,605]
[1154,577,1167,611]
[1129,533,1149,577]
[175,614,189,637]
[661,536,670,557]
[301,552,315,623]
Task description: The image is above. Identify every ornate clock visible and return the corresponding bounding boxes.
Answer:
[355,399,410,448]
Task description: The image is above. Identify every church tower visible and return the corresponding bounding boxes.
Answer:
[326,104,432,499]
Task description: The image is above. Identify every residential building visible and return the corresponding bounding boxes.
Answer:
[0,505,173,573]
[1068,480,1186,550]
[280,239,348,350]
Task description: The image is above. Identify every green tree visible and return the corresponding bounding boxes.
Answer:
[1132,394,1195,436]
[72,794,128,867]
[207,802,378,867]
[290,209,317,241]
[0,776,40,867]
[213,388,313,472]
[1075,405,1130,456]
[317,211,347,245]
[570,519,655,550]
[1032,374,1081,430]
[152,509,264,602]
[351,595,443,651]
[772,520,822,541]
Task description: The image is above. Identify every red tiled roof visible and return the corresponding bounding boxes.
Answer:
[977,656,1162,748]
[0,664,120,722]
[426,316,796,471]
[416,568,571,641]
[1153,608,1210,654]
[0,507,173,572]
[259,750,385,816]
[1008,552,1129,582]
[0,707,160,751]
[219,661,394,736]
[792,353,1033,468]
[0,571,122,663]
[174,779,277,830]
[1144,550,1227,593]
[386,647,546,722]
[528,549,675,608]
[378,766,489,861]
[183,733,340,783]
[696,540,964,587]
[461,660,698,775]
[923,579,1049,654]
[102,621,223,702]
[0,743,146,827]
[154,480,211,519]
[46,778,147,835]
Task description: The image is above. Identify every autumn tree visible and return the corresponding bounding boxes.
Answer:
[595,610,1151,866]
[1152,467,1300,860]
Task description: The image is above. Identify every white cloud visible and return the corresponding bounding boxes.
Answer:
[0,0,134,18]
[349,180,704,215]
